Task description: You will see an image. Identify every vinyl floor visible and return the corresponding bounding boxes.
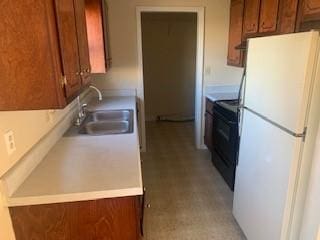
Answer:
[141,121,246,240]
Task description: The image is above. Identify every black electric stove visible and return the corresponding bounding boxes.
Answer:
[211,99,240,190]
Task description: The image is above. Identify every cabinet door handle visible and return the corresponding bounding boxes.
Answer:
[86,68,90,73]
[61,75,67,87]
[80,71,84,76]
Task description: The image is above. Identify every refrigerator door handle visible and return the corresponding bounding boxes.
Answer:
[242,106,307,141]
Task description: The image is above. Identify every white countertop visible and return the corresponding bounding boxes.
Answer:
[7,97,143,207]
[205,85,240,102]
[206,92,239,102]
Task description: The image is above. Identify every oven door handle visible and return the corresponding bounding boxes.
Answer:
[213,109,237,125]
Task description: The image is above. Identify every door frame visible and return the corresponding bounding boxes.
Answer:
[136,6,205,151]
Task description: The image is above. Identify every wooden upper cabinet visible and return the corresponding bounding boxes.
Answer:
[243,0,261,38]
[227,0,245,66]
[85,0,110,73]
[296,0,320,31]
[301,0,320,21]
[0,0,108,110]
[55,0,82,99]
[259,0,280,33]
[74,0,92,86]
[0,0,66,110]
[278,0,299,34]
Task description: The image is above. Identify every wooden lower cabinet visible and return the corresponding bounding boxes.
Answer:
[9,196,142,240]
[204,98,214,152]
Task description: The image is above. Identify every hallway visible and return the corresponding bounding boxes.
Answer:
[141,121,246,239]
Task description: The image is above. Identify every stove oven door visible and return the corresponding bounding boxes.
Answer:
[212,109,239,167]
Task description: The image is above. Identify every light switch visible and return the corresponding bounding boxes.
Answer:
[205,66,212,76]
[4,130,16,155]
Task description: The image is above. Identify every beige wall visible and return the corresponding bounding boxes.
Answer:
[142,13,197,120]
[93,0,243,90]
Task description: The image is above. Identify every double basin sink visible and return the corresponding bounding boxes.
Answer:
[79,110,133,135]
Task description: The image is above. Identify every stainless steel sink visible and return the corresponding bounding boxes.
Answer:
[79,110,133,135]
[92,110,131,122]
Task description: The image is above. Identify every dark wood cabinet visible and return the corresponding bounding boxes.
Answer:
[55,0,83,99]
[10,196,142,240]
[74,0,92,86]
[242,0,261,38]
[296,0,320,31]
[85,0,111,73]
[227,0,320,67]
[278,0,300,34]
[227,0,245,66]
[0,0,110,110]
[0,0,66,110]
[259,0,280,33]
[204,98,215,151]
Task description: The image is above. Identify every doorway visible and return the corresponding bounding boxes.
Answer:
[136,7,205,151]
[142,12,197,124]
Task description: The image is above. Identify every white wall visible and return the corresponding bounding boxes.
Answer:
[142,13,197,120]
[300,126,320,240]
[93,0,243,90]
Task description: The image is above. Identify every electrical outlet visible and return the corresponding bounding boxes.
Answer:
[4,130,16,155]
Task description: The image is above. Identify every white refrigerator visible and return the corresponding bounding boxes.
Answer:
[233,31,320,240]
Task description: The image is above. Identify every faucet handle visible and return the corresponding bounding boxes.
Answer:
[80,103,88,118]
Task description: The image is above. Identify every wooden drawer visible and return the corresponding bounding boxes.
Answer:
[206,98,215,115]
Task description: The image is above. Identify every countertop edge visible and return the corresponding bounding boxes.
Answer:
[7,187,143,207]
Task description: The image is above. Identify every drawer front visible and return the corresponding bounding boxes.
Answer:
[206,98,215,115]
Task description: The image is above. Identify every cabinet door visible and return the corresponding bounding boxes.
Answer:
[85,0,107,73]
[55,0,82,99]
[227,0,245,66]
[204,112,214,152]
[0,0,66,110]
[296,0,320,31]
[259,0,280,33]
[74,0,92,86]
[302,0,320,21]
[278,0,299,34]
[243,0,261,38]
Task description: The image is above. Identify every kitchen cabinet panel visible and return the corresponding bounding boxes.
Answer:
[0,0,110,110]
[242,0,261,38]
[10,197,141,240]
[74,0,92,86]
[0,0,66,110]
[205,112,214,152]
[55,0,82,99]
[85,0,111,73]
[259,0,280,33]
[204,98,215,152]
[296,0,320,31]
[278,0,299,34]
[227,0,245,66]
[301,0,320,21]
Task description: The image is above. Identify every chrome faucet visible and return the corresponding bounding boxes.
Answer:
[74,97,88,126]
[89,85,103,101]
[74,85,102,126]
